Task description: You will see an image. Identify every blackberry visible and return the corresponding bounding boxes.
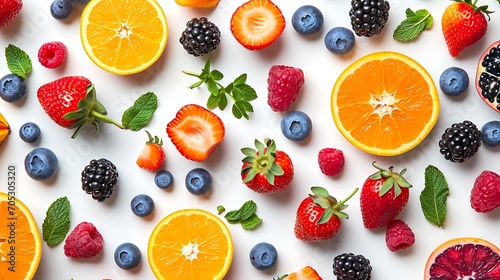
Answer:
[333,253,372,280]
[439,120,481,163]
[179,17,221,57]
[349,0,390,37]
[81,158,118,202]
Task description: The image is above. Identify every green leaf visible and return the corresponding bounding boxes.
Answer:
[217,205,225,215]
[419,165,449,228]
[207,93,220,109]
[42,197,70,246]
[233,73,247,86]
[5,44,32,80]
[232,104,243,119]
[224,200,257,222]
[393,8,433,41]
[240,213,262,230]
[210,69,224,81]
[233,84,258,101]
[121,92,158,131]
[218,93,228,110]
[207,79,219,96]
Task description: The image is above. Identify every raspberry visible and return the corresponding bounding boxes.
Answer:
[64,221,104,258]
[318,148,344,176]
[267,65,304,112]
[470,170,500,213]
[385,219,415,252]
[38,41,67,69]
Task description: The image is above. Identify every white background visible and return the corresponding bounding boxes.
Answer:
[1,0,500,279]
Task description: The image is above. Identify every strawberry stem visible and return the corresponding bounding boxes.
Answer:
[91,111,125,129]
[333,187,359,209]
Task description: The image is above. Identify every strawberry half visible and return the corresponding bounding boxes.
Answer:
[166,104,225,162]
[37,76,124,138]
[241,138,293,193]
[230,0,285,50]
[275,265,323,280]
[136,131,166,171]
[0,0,22,29]
[294,187,358,242]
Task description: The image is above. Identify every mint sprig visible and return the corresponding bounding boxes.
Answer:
[183,59,258,120]
[42,196,71,246]
[222,200,262,230]
[393,8,433,41]
[5,44,32,80]
[121,92,158,130]
[419,165,449,228]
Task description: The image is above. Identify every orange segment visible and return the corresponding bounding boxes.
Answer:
[80,0,168,75]
[148,209,233,280]
[331,51,439,156]
[0,193,42,280]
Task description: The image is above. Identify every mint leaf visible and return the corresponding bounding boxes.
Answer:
[393,8,433,41]
[217,205,225,215]
[419,165,449,227]
[42,196,70,246]
[223,200,262,229]
[121,92,157,131]
[5,44,32,80]
[183,59,257,120]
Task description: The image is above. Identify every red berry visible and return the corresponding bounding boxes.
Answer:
[318,148,344,176]
[0,0,23,29]
[38,41,67,69]
[267,65,304,112]
[64,221,104,258]
[385,219,415,252]
[470,170,500,213]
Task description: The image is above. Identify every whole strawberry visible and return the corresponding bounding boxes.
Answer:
[470,170,500,213]
[294,186,358,242]
[241,138,293,193]
[267,65,304,112]
[37,76,123,138]
[0,0,22,29]
[360,162,412,230]
[441,0,491,57]
[136,131,165,171]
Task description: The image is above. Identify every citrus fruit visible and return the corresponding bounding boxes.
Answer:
[80,0,168,75]
[331,51,440,156]
[424,237,500,279]
[148,208,233,280]
[175,0,220,8]
[0,113,10,147]
[0,192,42,279]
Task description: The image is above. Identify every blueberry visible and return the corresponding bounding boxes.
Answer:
[130,194,155,217]
[19,122,41,143]
[281,111,312,141]
[249,242,278,270]
[114,242,142,270]
[481,120,500,147]
[50,0,73,20]
[0,74,27,103]
[154,170,174,189]
[24,147,58,181]
[324,27,355,55]
[291,5,324,35]
[439,67,469,96]
[185,168,212,195]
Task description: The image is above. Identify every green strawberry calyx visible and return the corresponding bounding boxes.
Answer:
[310,186,359,225]
[370,161,412,198]
[63,84,125,139]
[241,138,284,185]
[145,130,163,146]
[454,0,493,19]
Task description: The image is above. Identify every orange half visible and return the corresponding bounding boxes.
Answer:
[80,0,168,75]
[148,209,233,280]
[331,51,439,156]
[0,193,42,280]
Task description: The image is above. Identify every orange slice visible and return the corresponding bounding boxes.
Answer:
[0,113,10,147]
[80,0,168,75]
[0,193,42,279]
[331,51,439,156]
[175,0,220,8]
[148,208,233,280]
[424,237,500,279]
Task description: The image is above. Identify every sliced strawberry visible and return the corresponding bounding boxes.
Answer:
[277,266,323,280]
[230,0,285,50]
[136,131,165,171]
[166,104,225,162]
